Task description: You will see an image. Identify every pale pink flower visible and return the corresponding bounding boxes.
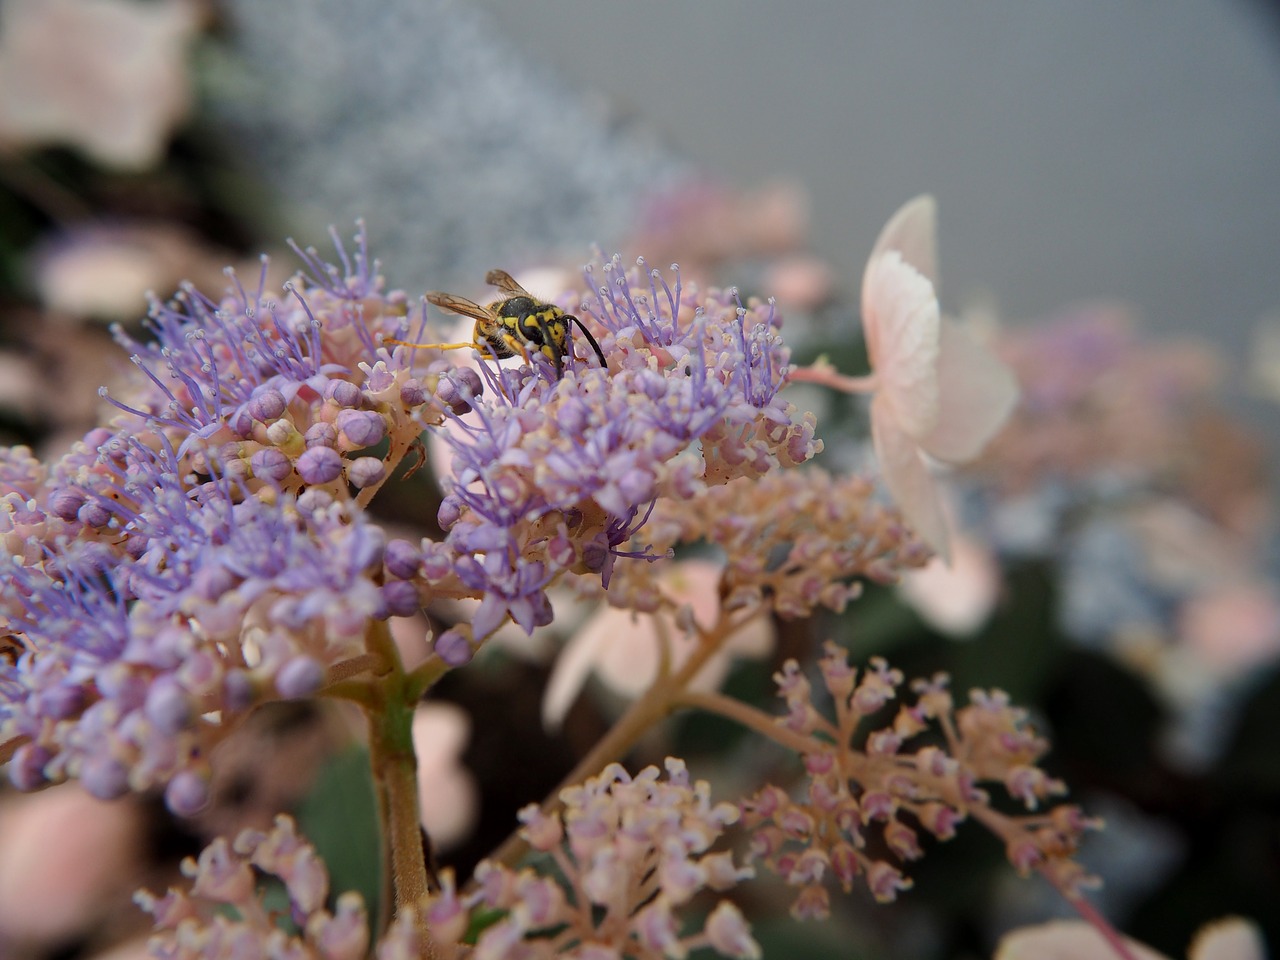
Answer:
[0,784,144,946]
[1178,581,1280,676]
[860,196,1018,560]
[994,917,1266,960]
[898,524,1001,636]
[0,0,200,169]
[542,560,774,729]
[411,702,478,851]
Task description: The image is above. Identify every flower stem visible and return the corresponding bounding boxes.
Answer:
[361,619,438,957]
[672,688,817,756]
[479,605,758,876]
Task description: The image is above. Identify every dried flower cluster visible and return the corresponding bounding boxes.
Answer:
[739,644,1099,919]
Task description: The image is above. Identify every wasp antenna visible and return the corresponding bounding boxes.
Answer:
[570,317,607,368]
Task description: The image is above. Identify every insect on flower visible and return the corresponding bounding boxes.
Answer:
[387,269,606,377]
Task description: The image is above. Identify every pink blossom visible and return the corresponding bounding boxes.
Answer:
[411,702,478,851]
[860,196,1018,560]
[541,559,774,729]
[0,784,144,947]
[898,523,1002,636]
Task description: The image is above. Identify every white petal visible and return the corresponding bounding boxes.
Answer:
[1189,917,1268,960]
[871,398,951,562]
[995,921,1170,960]
[919,318,1019,463]
[863,251,941,439]
[869,195,938,285]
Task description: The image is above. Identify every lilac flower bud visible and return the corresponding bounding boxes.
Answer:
[336,409,386,449]
[297,447,344,484]
[325,379,362,407]
[229,406,256,437]
[346,456,386,489]
[250,447,293,484]
[48,487,86,521]
[145,677,193,734]
[399,378,427,408]
[82,754,130,800]
[77,499,112,527]
[248,389,287,422]
[379,580,420,618]
[276,656,325,697]
[165,770,211,816]
[437,495,463,529]
[433,628,474,667]
[223,670,255,712]
[35,684,83,720]
[383,539,422,579]
[305,422,338,448]
[7,743,52,790]
[436,372,480,413]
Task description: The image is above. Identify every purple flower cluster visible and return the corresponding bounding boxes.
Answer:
[422,257,822,643]
[1,444,390,810]
[0,228,455,810]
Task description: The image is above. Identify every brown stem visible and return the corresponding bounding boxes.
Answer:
[673,689,819,756]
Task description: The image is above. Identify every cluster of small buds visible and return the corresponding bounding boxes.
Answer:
[0,450,393,810]
[740,643,1098,919]
[98,225,449,504]
[418,257,824,641]
[455,758,760,960]
[137,814,370,960]
[624,468,932,619]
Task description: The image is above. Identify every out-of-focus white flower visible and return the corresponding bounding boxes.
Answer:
[994,917,1266,960]
[860,196,1018,561]
[411,702,478,852]
[542,560,774,730]
[32,222,217,321]
[0,0,201,169]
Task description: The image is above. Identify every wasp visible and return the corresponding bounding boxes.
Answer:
[386,269,606,378]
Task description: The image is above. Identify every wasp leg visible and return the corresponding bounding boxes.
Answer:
[383,339,475,351]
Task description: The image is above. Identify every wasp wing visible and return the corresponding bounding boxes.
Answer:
[426,291,495,323]
[484,269,530,298]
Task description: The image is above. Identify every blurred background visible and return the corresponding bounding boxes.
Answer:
[1,2,1278,959]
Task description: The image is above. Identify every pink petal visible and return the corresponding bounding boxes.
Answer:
[871,397,951,562]
[541,616,612,730]
[868,195,938,285]
[898,532,1000,635]
[863,251,941,440]
[918,318,1019,463]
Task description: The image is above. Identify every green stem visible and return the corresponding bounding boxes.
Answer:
[361,620,438,957]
